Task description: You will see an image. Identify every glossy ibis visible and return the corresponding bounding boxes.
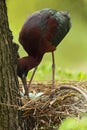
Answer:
[17,8,71,96]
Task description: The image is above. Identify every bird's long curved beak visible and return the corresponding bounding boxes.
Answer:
[21,75,28,96]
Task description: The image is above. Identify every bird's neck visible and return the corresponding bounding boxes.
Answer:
[18,55,43,71]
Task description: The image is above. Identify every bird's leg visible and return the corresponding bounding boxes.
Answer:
[28,66,38,90]
[52,51,55,88]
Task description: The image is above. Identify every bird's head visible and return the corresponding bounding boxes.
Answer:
[17,57,28,79]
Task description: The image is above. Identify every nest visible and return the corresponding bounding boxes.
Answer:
[19,81,87,130]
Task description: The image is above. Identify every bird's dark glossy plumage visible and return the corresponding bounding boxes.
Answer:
[19,9,71,56]
[17,8,71,96]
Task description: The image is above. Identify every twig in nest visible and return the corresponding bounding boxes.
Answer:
[57,85,87,100]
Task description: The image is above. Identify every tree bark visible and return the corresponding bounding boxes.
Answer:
[0,0,20,129]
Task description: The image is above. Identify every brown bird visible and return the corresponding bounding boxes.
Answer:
[17,8,71,96]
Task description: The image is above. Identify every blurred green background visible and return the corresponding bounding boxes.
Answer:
[6,0,87,81]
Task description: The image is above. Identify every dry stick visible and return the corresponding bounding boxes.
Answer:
[58,85,87,100]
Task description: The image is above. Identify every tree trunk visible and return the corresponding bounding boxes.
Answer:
[0,0,20,129]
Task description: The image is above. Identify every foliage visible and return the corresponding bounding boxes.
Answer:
[58,117,87,130]
[27,66,87,81]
